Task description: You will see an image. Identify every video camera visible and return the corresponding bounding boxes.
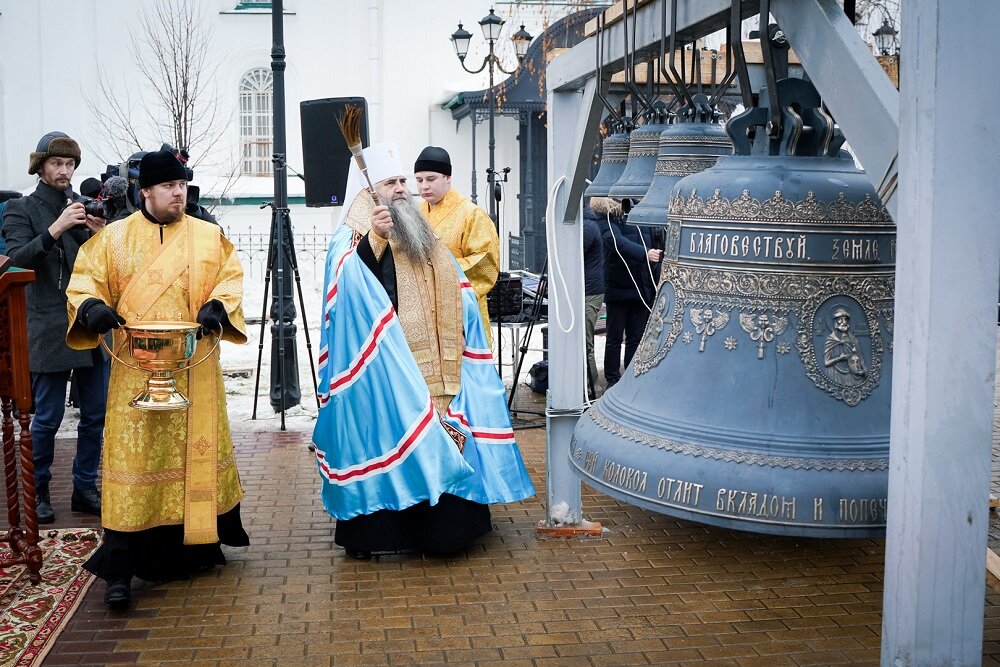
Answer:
[90,143,214,223]
[75,175,128,220]
[81,151,146,222]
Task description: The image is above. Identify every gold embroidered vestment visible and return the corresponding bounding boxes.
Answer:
[345,198,464,412]
[65,212,247,544]
[418,189,499,342]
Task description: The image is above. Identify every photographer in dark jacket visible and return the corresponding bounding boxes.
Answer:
[1,131,108,523]
[594,196,661,388]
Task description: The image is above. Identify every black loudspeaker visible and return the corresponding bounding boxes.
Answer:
[300,97,369,207]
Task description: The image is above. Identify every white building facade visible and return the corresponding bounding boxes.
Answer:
[0,0,583,246]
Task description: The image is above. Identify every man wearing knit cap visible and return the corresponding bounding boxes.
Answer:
[313,143,533,559]
[414,146,499,342]
[64,148,250,609]
[2,131,108,525]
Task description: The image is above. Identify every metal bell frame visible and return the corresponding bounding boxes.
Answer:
[571,0,896,538]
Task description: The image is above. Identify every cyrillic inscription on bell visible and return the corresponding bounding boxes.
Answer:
[572,78,895,537]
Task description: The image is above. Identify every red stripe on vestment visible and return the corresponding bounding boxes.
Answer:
[327,306,395,395]
[318,398,435,483]
[446,407,472,430]
[324,247,355,313]
[471,429,515,440]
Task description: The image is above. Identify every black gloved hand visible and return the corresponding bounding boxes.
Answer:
[79,298,126,335]
[196,299,228,339]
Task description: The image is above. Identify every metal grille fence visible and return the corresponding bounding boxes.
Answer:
[224,225,331,280]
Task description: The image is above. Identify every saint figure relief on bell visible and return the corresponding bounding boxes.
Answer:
[823,306,867,386]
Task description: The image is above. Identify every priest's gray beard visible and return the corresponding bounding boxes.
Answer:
[388,194,436,263]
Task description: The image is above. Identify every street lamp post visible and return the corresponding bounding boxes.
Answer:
[251,0,302,429]
[451,8,532,226]
[872,18,898,56]
[872,18,899,89]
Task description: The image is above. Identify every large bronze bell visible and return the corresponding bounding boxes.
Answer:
[584,131,630,198]
[572,78,895,537]
[628,109,732,228]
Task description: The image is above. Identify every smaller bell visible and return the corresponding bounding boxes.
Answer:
[628,119,732,228]
[607,117,670,201]
[585,131,630,198]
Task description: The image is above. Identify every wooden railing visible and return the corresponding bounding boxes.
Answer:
[0,263,43,584]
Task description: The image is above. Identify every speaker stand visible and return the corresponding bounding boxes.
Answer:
[251,201,320,429]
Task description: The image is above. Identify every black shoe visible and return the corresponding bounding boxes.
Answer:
[345,548,371,560]
[104,577,131,608]
[71,487,101,516]
[35,488,55,524]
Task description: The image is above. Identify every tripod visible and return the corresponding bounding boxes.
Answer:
[506,256,547,415]
[251,201,319,430]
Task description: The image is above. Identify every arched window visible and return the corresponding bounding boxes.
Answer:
[239,68,273,176]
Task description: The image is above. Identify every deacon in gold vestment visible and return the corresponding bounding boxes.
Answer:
[64,149,248,609]
[414,146,499,343]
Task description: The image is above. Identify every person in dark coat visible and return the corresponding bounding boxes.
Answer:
[1,131,108,523]
[582,204,606,398]
[594,197,661,387]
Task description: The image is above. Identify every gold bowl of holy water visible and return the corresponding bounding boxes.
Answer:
[102,321,219,410]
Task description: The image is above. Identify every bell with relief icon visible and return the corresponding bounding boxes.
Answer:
[571,78,895,537]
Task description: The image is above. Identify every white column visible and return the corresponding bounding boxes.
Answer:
[882,2,1000,663]
[543,77,604,524]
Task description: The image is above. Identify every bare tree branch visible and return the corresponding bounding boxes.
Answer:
[82,69,145,163]
[83,0,236,193]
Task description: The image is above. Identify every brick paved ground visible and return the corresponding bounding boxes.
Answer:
[7,399,1000,666]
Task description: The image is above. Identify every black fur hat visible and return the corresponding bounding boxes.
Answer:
[28,131,81,175]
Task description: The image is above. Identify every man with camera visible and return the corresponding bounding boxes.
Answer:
[1,131,108,523]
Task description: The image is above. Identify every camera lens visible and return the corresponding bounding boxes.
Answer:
[83,199,106,219]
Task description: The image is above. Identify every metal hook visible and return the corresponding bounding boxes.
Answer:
[666,0,695,112]
[658,0,687,114]
[623,0,653,119]
[759,0,783,138]
[595,13,622,127]
[693,43,704,99]
[707,10,736,109]
[730,0,754,110]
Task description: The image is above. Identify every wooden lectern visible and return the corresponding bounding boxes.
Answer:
[0,262,43,584]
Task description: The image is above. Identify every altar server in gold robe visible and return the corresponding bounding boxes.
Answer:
[65,148,249,609]
[414,146,499,342]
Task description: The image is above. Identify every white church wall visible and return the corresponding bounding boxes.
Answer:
[0,0,556,239]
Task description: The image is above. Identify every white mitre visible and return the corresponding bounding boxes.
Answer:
[337,142,404,228]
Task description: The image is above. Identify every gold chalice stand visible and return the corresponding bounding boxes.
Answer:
[102,321,219,410]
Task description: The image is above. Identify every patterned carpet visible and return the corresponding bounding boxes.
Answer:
[0,528,101,667]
